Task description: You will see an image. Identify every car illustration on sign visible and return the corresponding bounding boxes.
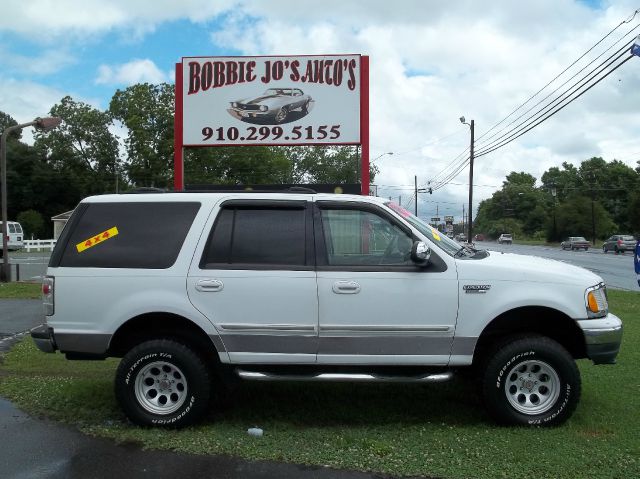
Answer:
[229,88,313,124]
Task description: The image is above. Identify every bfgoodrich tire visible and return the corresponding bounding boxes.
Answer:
[481,336,581,427]
[115,339,211,428]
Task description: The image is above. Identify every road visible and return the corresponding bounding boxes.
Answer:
[481,242,638,291]
[7,245,639,291]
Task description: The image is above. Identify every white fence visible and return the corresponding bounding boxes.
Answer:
[23,239,57,252]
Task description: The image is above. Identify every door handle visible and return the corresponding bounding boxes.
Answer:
[332,281,361,294]
[195,279,224,292]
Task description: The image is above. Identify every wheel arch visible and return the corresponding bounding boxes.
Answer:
[108,312,225,365]
[473,306,586,365]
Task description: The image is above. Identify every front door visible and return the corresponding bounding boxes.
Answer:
[314,201,458,365]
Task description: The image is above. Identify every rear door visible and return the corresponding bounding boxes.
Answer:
[187,199,318,364]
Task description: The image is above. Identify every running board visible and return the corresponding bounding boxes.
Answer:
[236,370,453,383]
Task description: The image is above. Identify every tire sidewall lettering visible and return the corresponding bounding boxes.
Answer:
[124,352,174,385]
[496,350,535,388]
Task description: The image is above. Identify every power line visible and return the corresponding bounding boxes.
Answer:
[475,37,636,156]
[474,11,640,147]
[475,54,634,158]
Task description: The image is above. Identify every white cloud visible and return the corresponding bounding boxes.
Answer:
[208,0,640,218]
[0,0,236,38]
[96,59,170,86]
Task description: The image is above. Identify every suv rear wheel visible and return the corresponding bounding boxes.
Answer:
[115,339,211,428]
[481,336,580,426]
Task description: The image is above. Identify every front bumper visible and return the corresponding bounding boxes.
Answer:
[31,324,56,353]
[231,107,271,119]
[577,313,623,364]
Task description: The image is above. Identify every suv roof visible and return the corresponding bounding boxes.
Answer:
[81,192,388,204]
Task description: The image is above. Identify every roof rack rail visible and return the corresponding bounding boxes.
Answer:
[124,187,167,194]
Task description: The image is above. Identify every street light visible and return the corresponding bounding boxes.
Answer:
[372,151,393,162]
[1,117,62,282]
[459,116,475,243]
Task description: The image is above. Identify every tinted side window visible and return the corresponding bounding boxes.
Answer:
[201,207,307,268]
[59,202,200,268]
[320,209,413,266]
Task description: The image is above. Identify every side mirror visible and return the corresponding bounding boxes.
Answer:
[411,241,431,267]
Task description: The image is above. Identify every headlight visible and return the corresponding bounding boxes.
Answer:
[231,102,238,108]
[260,105,268,112]
[585,283,608,318]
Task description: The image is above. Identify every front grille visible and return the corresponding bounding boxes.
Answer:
[237,104,260,111]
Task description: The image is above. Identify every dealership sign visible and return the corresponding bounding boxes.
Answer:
[180,55,361,146]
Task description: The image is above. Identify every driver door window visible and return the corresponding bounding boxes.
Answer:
[320,209,413,267]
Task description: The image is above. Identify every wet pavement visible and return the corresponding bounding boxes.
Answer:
[0,300,423,479]
[0,398,419,479]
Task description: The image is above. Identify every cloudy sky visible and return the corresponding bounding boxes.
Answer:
[1,0,639,220]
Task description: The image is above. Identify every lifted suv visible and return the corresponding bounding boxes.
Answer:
[32,192,622,428]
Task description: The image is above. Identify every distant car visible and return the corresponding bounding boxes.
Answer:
[473,234,485,241]
[455,233,467,242]
[602,235,636,254]
[0,221,24,251]
[561,237,591,251]
[497,234,512,245]
[230,88,312,124]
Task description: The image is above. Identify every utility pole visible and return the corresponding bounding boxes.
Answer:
[414,176,418,216]
[462,204,465,236]
[459,117,475,242]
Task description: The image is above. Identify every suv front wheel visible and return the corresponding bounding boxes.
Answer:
[115,339,211,428]
[481,336,580,427]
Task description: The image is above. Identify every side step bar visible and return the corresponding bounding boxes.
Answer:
[236,370,454,383]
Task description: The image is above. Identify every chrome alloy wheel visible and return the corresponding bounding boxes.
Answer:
[504,359,560,415]
[134,361,188,415]
[275,107,287,122]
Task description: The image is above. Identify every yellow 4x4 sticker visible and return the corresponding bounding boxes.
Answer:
[76,227,119,253]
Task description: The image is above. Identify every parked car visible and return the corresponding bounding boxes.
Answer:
[602,235,636,254]
[0,221,24,251]
[473,234,485,241]
[32,191,622,428]
[497,233,512,244]
[561,237,591,251]
[230,88,312,124]
[455,233,467,242]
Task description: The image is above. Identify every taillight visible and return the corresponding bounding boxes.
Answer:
[42,275,54,316]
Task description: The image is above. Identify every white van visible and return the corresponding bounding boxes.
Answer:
[0,221,25,251]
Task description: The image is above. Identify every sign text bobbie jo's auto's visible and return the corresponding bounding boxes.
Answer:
[181,55,361,146]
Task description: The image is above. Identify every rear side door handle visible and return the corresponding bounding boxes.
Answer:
[195,279,224,292]
[332,281,361,294]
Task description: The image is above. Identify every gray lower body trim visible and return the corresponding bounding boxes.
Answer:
[318,335,453,356]
[54,333,112,355]
[220,334,317,354]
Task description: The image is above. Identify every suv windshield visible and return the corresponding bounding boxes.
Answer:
[385,202,470,257]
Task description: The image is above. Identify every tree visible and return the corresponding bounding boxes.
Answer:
[555,195,616,241]
[17,210,45,239]
[34,96,121,196]
[110,83,174,188]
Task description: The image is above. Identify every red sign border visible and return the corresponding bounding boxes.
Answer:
[174,54,370,195]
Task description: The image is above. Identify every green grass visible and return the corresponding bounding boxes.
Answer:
[0,290,638,478]
[0,282,41,298]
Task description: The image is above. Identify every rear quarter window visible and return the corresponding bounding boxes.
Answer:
[56,202,201,268]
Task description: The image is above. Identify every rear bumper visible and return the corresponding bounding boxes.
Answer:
[31,324,56,353]
[577,313,623,364]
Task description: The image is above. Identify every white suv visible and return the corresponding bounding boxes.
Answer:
[32,192,622,428]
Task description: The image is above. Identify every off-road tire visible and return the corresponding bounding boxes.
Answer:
[481,336,581,427]
[115,339,211,428]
